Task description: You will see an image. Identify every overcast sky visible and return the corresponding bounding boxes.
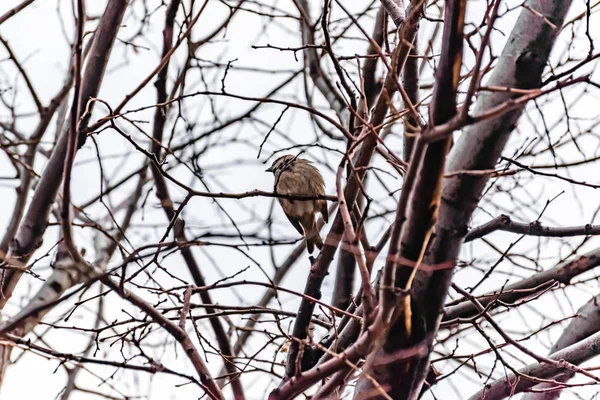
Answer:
[1,0,600,399]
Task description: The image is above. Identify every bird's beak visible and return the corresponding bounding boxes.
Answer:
[265,166,274,173]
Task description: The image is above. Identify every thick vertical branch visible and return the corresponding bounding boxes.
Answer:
[361,5,386,111]
[60,0,85,263]
[0,47,77,259]
[402,31,419,162]
[381,0,406,27]
[0,0,128,309]
[407,0,574,398]
[357,1,464,398]
[331,244,357,310]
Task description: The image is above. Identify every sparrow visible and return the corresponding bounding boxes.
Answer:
[266,154,329,254]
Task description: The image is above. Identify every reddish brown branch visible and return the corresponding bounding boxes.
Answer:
[60,0,85,263]
[413,1,576,399]
[100,277,224,400]
[361,1,464,397]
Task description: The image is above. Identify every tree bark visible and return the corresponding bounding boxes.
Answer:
[359,1,575,398]
[0,0,128,310]
[0,0,128,387]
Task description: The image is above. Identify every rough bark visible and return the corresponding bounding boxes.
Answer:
[356,0,460,397]
[406,1,574,398]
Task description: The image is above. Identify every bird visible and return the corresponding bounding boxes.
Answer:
[266,154,329,254]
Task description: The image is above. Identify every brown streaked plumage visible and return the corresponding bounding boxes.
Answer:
[266,154,328,254]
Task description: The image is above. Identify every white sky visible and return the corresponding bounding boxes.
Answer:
[1,0,600,399]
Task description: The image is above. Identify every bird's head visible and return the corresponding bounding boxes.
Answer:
[265,154,297,174]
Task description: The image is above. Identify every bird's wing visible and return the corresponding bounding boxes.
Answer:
[285,214,304,236]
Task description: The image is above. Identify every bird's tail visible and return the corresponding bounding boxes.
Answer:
[304,216,323,254]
